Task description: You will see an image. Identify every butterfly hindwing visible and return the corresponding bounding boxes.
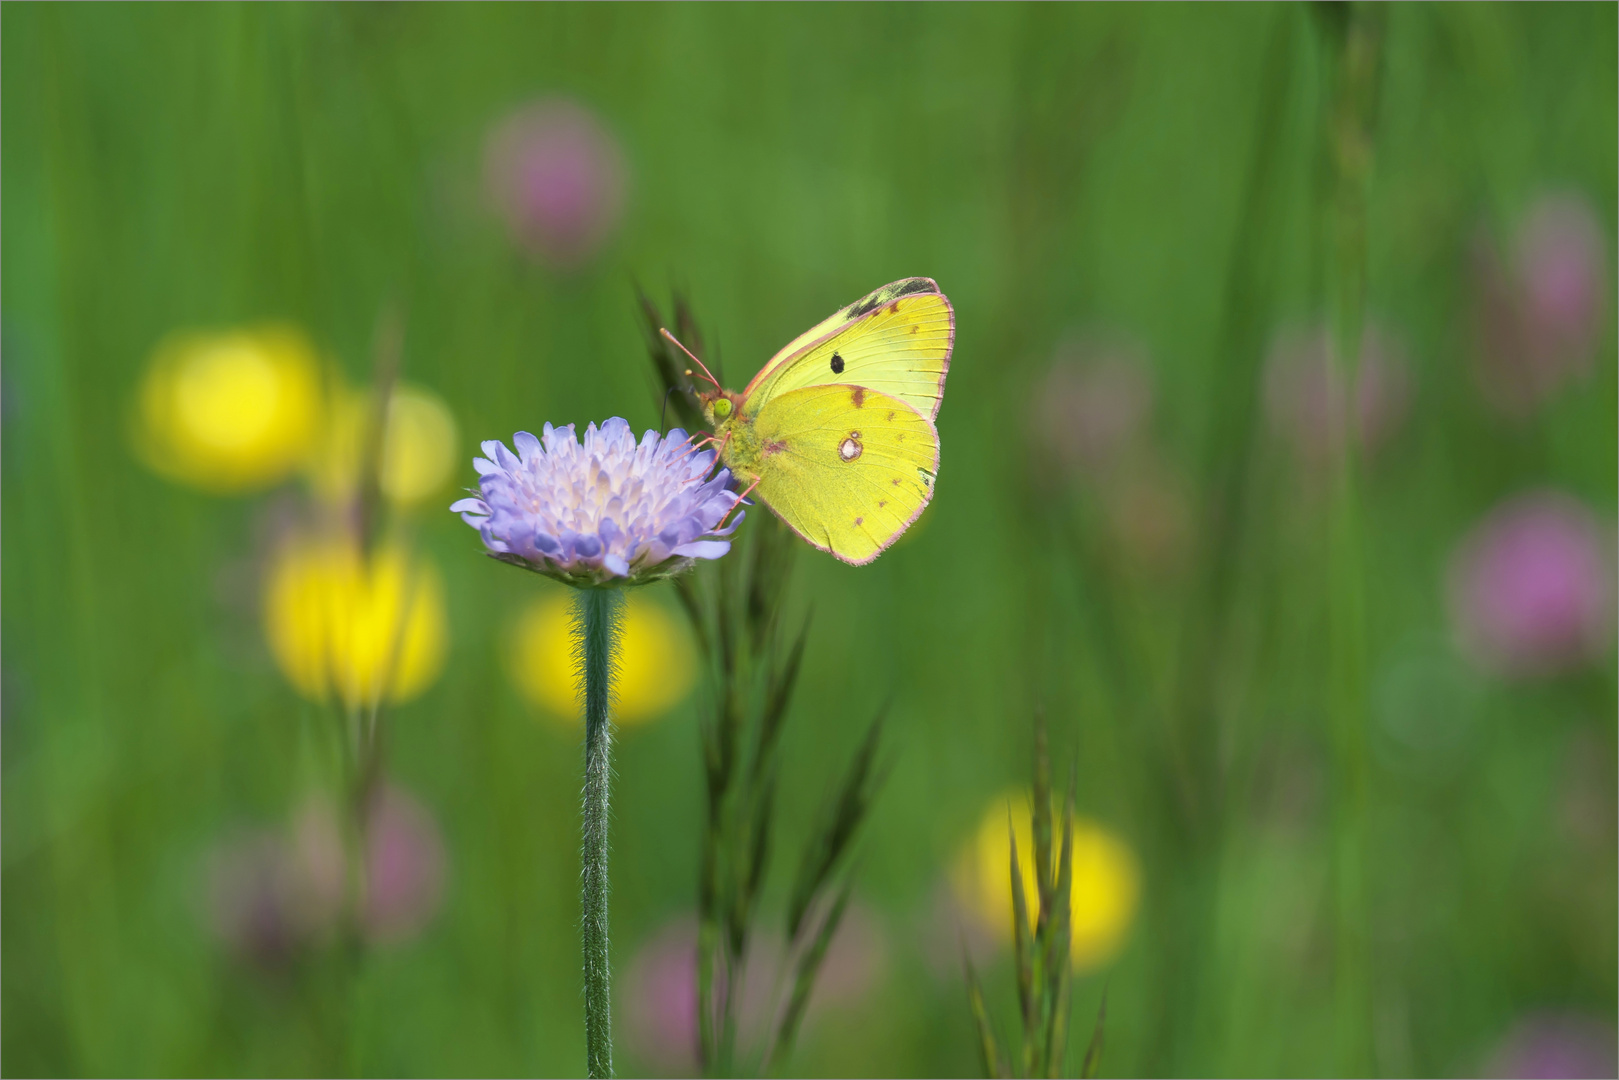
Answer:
[749,383,939,566]
[742,279,953,422]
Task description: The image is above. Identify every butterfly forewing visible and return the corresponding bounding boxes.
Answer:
[749,384,939,566]
[742,279,953,423]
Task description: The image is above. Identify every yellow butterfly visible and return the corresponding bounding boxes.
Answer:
[664,278,954,565]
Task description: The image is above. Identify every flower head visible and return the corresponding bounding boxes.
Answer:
[1517,194,1607,382]
[1035,334,1154,478]
[310,383,461,509]
[1472,192,1608,417]
[452,418,743,586]
[951,789,1141,972]
[202,782,449,966]
[263,533,448,709]
[1447,490,1613,679]
[484,98,627,269]
[1263,321,1411,466]
[1484,1012,1617,1079]
[360,784,448,946]
[203,827,338,967]
[621,908,881,1072]
[135,324,322,492]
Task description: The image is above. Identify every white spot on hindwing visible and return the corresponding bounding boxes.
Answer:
[839,435,863,462]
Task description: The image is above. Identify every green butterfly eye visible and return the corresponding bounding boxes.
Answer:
[714,398,733,419]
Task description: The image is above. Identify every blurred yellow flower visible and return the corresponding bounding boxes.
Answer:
[952,789,1141,972]
[309,383,460,508]
[136,325,322,492]
[264,534,447,710]
[508,589,695,727]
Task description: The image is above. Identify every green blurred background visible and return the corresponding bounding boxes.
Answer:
[4,3,1615,1077]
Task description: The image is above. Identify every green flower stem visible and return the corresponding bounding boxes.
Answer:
[576,586,624,1079]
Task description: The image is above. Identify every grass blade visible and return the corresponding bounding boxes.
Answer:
[1080,987,1108,1079]
[1008,815,1036,1072]
[786,708,884,939]
[1032,709,1054,934]
[1043,767,1077,1077]
[766,881,852,1073]
[751,615,811,786]
[638,286,707,433]
[963,941,1009,1080]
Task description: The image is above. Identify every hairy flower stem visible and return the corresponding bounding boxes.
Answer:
[576,586,624,1079]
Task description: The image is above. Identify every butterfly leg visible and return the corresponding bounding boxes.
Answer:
[714,476,760,532]
[672,432,718,463]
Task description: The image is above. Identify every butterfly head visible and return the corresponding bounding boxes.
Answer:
[660,326,741,430]
[698,389,744,428]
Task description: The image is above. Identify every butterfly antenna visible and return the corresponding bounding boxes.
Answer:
[660,327,723,391]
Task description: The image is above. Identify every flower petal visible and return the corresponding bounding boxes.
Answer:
[672,540,731,560]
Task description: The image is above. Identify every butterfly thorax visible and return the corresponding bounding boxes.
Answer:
[700,392,764,485]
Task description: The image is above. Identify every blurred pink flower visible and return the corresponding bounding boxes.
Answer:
[1484,1012,1617,1079]
[1519,196,1607,360]
[920,880,998,982]
[810,900,887,1006]
[484,99,627,269]
[1036,336,1153,479]
[290,798,347,917]
[621,906,885,1072]
[1104,463,1192,575]
[203,827,341,967]
[362,783,448,945]
[1447,491,1614,679]
[204,783,447,965]
[1263,322,1411,466]
[1473,193,1608,417]
[622,918,701,1074]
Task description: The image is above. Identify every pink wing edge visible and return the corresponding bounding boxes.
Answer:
[741,280,956,423]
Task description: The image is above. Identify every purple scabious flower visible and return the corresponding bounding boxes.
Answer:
[451,417,742,586]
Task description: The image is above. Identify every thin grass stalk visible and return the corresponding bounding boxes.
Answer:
[1146,11,1299,1073]
[786,709,883,939]
[963,946,1009,1080]
[696,915,718,1069]
[1317,3,1385,1072]
[1008,820,1036,1076]
[1041,773,1077,1078]
[1031,715,1055,936]
[644,293,879,1077]
[1079,990,1108,1080]
[575,586,623,1079]
[763,882,852,1073]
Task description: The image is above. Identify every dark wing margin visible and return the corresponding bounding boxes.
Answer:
[841,277,940,320]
